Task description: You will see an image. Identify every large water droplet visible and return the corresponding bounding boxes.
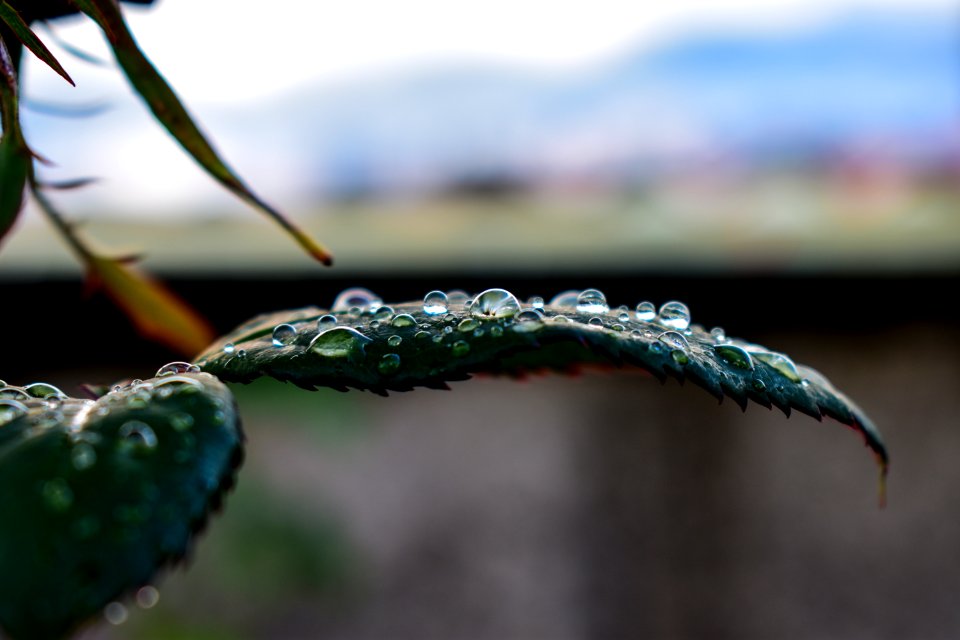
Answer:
[156,362,200,377]
[423,291,449,315]
[658,331,689,351]
[119,420,158,452]
[549,290,580,309]
[374,306,395,322]
[24,382,67,400]
[391,314,417,328]
[309,327,372,358]
[750,350,802,382]
[0,398,27,426]
[272,323,297,347]
[317,315,338,330]
[658,301,690,330]
[576,289,609,314]
[0,386,30,401]
[332,287,382,312]
[471,288,521,319]
[378,353,401,375]
[635,301,656,322]
[714,344,754,370]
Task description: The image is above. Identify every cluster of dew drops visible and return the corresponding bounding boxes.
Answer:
[218,286,805,384]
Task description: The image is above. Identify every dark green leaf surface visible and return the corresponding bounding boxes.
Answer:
[0,370,244,640]
[0,37,28,246]
[0,2,74,85]
[71,0,334,265]
[197,288,887,495]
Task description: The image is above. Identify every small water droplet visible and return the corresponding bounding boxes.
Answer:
[752,379,767,392]
[369,320,381,330]
[671,350,689,365]
[612,323,626,332]
[490,325,504,337]
[42,478,73,512]
[332,287,382,312]
[658,301,690,330]
[458,318,479,332]
[443,326,454,334]
[553,314,570,323]
[104,602,128,626]
[415,330,432,340]
[473,327,485,337]
[577,289,609,314]
[529,296,545,310]
[136,586,160,609]
[432,334,444,343]
[317,315,338,330]
[378,353,401,375]
[309,327,372,359]
[236,349,247,359]
[658,331,689,351]
[423,291,449,315]
[630,329,642,339]
[223,342,236,354]
[451,340,470,357]
[710,327,727,343]
[618,311,630,323]
[714,344,754,370]
[272,323,297,347]
[549,290,580,309]
[635,301,656,322]
[391,314,417,328]
[387,335,402,347]
[169,412,195,431]
[71,443,97,471]
[588,317,604,327]
[514,309,543,332]
[119,420,158,453]
[471,288,521,319]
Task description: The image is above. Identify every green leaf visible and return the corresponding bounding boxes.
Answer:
[0,369,244,640]
[0,2,74,85]
[70,0,334,265]
[196,287,888,499]
[0,37,29,246]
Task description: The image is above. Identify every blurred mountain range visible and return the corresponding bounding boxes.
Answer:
[25,7,960,204]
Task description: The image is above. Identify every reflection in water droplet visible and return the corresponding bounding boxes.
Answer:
[658,301,691,330]
[104,602,128,625]
[156,362,200,377]
[658,331,689,351]
[618,312,630,323]
[458,318,479,333]
[514,310,543,332]
[272,323,297,347]
[451,340,470,357]
[374,306,395,322]
[119,421,158,452]
[714,344,754,370]
[387,335,402,347]
[550,290,580,309]
[71,444,97,471]
[423,291,449,315]
[710,327,727,343]
[317,315,338,330]
[378,353,401,375]
[136,586,160,609]
[332,287,382,312]
[529,296,545,310]
[577,289,609,314]
[309,327,372,358]
[635,301,656,322]
[391,314,417,328]
[471,289,521,319]
[42,478,73,512]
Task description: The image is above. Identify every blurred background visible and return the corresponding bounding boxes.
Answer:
[1,0,959,637]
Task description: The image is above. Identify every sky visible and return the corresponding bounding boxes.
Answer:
[12,0,958,218]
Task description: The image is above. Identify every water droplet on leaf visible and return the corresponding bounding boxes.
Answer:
[378,353,401,375]
[577,289,609,314]
[658,301,690,330]
[309,327,372,359]
[332,287,382,312]
[423,291,449,315]
[471,288,521,319]
[271,323,297,347]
